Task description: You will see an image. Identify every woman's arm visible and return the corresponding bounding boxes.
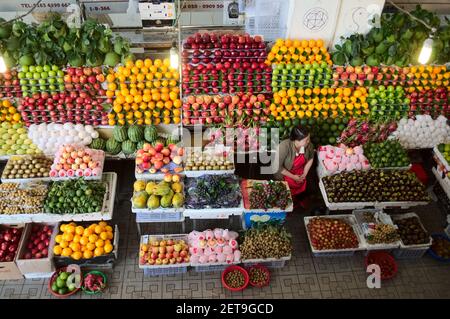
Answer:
[281,168,301,182]
[300,158,314,181]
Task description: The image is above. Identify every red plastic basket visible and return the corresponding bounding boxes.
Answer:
[221,265,249,292]
[365,251,398,280]
[247,264,270,287]
[48,267,82,298]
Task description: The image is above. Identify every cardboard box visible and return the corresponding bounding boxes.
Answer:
[0,224,26,280]
[16,222,59,276]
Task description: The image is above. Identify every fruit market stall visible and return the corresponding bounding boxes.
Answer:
[241,179,293,228]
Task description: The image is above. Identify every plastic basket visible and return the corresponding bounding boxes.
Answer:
[365,251,398,280]
[136,211,184,223]
[143,266,187,277]
[221,265,249,292]
[392,213,432,260]
[82,271,107,295]
[352,209,401,252]
[193,264,230,273]
[48,267,81,298]
[241,256,290,269]
[427,234,450,263]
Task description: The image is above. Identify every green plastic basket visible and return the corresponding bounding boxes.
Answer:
[81,270,107,295]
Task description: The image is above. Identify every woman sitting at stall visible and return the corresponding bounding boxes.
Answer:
[273,126,314,210]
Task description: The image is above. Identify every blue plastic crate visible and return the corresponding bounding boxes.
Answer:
[427,233,450,263]
[243,211,286,229]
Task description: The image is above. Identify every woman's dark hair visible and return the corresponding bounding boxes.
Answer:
[290,125,310,141]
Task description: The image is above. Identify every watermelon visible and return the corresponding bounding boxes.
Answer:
[90,138,106,151]
[144,125,158,143]
[128,125,144,143]
[166,135,180,146]
[113,126,128,142]
[137,141,146,151]
[106,138,122,155]
[122,140,137,155]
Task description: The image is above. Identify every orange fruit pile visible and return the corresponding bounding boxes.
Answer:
[53,222,114,260]
[270,87,368,120]
[0,99,21,124]
[404,65,450,93]
[267,39,332,65]
[106,58,181,126]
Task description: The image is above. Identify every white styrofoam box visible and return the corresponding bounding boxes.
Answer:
[286,0,340,47]
[331,0,385,47]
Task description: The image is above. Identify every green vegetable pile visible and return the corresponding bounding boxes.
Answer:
[363,140,410,168]
[368,85,410,121]
[44,178,106,214]
[0,14,132,68]
[332,5,450,66]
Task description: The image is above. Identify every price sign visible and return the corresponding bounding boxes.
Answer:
[182,0,225,12]
[0,0,76,12]
[83,1,129,14]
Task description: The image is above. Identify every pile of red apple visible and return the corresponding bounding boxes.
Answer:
[182,93,270,126]
[182,33,271,95]
[136,142,184,175]
[0,227,23,262]
[139,238,190,266]
[18,91,110,126]
[407,87,449,118]
[183,33,267,64]
[63,67,106,95]
[307,217,359,250]
[21,224,53,260]
[0,70,21,98]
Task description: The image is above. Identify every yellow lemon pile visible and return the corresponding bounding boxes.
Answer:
[106,58,181,126]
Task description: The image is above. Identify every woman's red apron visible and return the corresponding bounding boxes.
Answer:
[284,154,307,196]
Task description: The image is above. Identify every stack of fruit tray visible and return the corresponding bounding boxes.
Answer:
[0,172,117,223]
[304,215,366,257]
[139,234,190,277]
[318,177,430,211]
[352,209,401,252]
[53,224,119,269]
[391,213,432,260]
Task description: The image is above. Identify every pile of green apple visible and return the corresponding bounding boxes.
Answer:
[18,65,65,97]
[0,122,41,156]
[272,62,332,91]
